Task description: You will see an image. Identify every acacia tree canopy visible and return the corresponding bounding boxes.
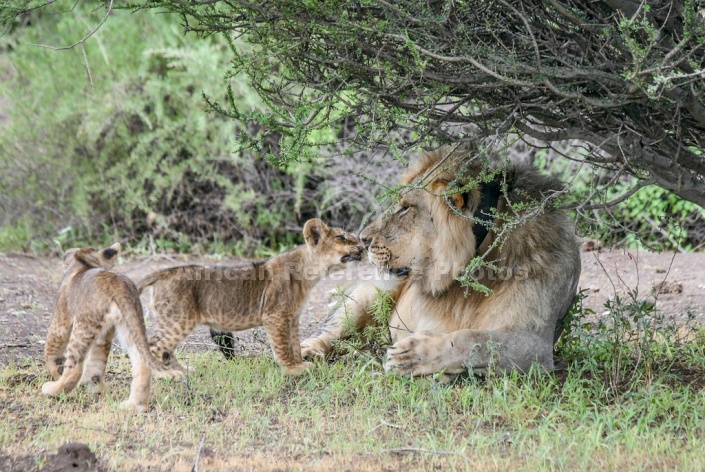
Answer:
[136,0,705,207]
[4,1,705,207]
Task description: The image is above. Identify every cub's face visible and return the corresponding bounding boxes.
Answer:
[303,219,364,270]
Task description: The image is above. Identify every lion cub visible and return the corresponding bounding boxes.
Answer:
[139,219,363,375]
[43,243,182,413]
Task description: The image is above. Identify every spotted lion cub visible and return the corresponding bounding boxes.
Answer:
[139,219,364,375]
[43,243,182,413]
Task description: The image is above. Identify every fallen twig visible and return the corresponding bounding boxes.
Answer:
[366,419,404,435]
[383,447,471,462]
[192,431,206,472]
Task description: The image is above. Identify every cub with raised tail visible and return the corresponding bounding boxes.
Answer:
[43,243,182,413]
[139,219,364,375]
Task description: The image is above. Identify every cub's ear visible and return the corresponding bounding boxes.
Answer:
[62,248,80,269]
[103,242,121,260]
[73,248,102,269]
[303,219,329,247]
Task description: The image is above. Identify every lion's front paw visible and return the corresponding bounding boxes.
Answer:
[301,337,330,360]
[384,332,455,376]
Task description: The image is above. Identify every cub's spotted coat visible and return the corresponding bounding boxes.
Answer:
[43,244,181,413]
[139,219,363,375]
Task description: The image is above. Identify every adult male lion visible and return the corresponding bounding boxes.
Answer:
[301,146,581,375]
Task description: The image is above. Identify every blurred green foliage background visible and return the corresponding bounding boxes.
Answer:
[0,3,703,255]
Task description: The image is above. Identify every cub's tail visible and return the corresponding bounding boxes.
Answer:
[117,289,184,379]
[138,266,201,294]
[137,271,165,295]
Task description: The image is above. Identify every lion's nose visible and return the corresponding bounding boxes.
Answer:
[362,238,372,249]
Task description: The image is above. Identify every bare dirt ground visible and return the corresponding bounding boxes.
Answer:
[1,247,704,367]
[0,252,362,367]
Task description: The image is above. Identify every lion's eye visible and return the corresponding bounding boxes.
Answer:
[335,235,346,242]
[397,205,410,217]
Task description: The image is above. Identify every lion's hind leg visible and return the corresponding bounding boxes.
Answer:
[147,302,193,375]
[42,316,103,397]
[44,305,71,380]
[79,325,115,395]
[114,315,153,414]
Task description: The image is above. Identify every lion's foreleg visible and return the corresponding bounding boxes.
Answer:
[301,281,381,359]
[384,329,554,376]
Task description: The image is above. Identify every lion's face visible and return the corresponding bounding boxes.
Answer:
[360,150,482,295]
[360,189,433,278]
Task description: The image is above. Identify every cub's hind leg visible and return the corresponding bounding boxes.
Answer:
[147,303,196,375]
[42,316,103,396]
[263,312,311,376]
[79,326,115,395]
[113,317,153,414]
[45,304,71,380]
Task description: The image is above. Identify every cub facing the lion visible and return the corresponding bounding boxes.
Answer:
[301,146,581,375]
[43,243,182,413]
[139,219,363,375]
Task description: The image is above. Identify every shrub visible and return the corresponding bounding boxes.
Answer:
[0,6,401,255]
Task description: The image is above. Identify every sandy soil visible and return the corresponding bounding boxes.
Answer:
[1,248,704,366]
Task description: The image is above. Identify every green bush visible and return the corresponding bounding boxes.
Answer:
[557,290,705,394]
[533,148,705,251]
[0,5,389,255]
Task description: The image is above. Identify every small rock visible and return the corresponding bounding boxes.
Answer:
[641,296,656,309]
[651,281,683,295]
[40,442,100,472]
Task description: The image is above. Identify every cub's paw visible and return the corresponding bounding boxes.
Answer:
[48,358,65,380]
[153,367,186,380]
[283,362,313,376]
[120,400,149,414]
[300,338,329,360]
[41,381,63,397]
[80,379,105,395]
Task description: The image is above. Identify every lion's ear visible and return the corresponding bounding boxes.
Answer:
[430,180,474,211]
[303,218,329,246]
